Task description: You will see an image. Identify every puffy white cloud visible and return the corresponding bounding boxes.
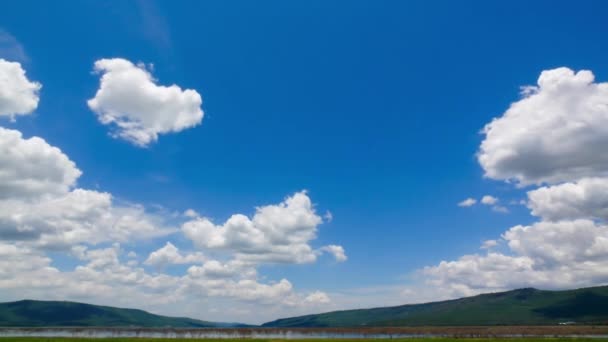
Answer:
[183,208,199,218]
[481,195,498,205]
[458,198,477,207]
[479,67,608,186]
[182,191,329,264]
[0,241,332,323]
[187,260,250,279]
[145,242,205,268]
[87,58,203,146]
[424,213,608,296]
[424,253,537,297]
[320,244,347,262]
[0,127,172,248]
[0,188,173,248]
[0,242,55,280]
[423,67,608,299]
[0,59,40,119]
[0,127,340,321]
[504,220,608,267]
[0,127,81,200]
[528,177,608,222]
[304,291,331,304]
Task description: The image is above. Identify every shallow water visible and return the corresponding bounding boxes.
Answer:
[2,328,608,339]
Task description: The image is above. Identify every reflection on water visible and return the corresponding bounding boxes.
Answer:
[1,328,608,339]
[0,328,405,339]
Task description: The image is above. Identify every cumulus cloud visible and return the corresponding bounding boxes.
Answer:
[183,208,199,218]
[479,67,608,186]
[320,245,347,262]
[144,242,205,268]
[0,127,340,322]
[458,198,477,207]
[0,127,81,200]
[182,191,337,264]
[304,291,331,304]
[0,60,340,323]
[528,177,608,222]
[0,188,172,248]
[481,195,498,205]
[0,127,340,321]
[424,219,608,296]
[87,58,203,146]
[0,127,172,248]
[458,196,506,213]
[0,59,40,119]
[423,67,608,298]
[187,259,255,279]
[0,239,334,323]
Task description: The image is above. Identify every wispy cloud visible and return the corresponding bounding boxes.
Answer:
[0,29,28,62]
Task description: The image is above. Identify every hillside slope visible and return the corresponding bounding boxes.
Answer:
[263,286,608,327]
[0,300,240,327]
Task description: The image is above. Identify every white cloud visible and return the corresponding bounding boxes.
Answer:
[0,61,341,323]
[0,127,340,322]
[481,195,498,205]
[320,244,347,262]
[0,188,172,248]
[144,242,205,268]
[0,127,81,200]
[420,67,608,300]
[182,191,332,264]
[183,208,199,218]
[478,67,608,186]
[480,239,498,250]
[528,177,608,222]
[0,240,335,323]
[458,198,477,207]
[480,195,507,212]
[187,259,254,279]
[304,291,331,304]
[0,59,40,119]
[0,127,172,248]
[87,58,203,146]
[424,219,608,296]
[504,219,608,267]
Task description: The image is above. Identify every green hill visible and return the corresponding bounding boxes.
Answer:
[0,300,241,327]
[263,286,608,327]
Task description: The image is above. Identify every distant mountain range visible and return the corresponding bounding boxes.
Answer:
[262,285,608,327]
[0,300,245,327]
[3,285,608,327]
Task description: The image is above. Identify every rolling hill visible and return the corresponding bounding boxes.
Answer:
[263,285,608,327]
[0,300,242,327]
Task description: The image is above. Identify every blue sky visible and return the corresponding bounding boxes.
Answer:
[1,0,608,324]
